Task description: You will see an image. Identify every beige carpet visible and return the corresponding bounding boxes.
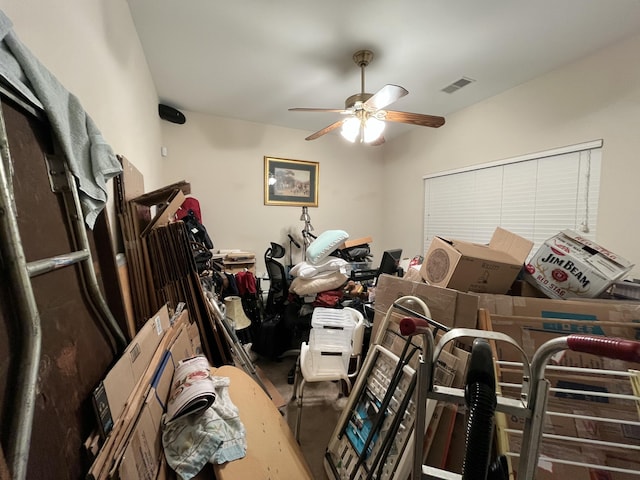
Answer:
[255,355,349,480]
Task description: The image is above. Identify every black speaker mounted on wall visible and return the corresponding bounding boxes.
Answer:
[158,104,186,124]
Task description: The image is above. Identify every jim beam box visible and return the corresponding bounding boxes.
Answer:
[524,230,633,300]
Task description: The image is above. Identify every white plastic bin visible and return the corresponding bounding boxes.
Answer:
[310,308,355,352]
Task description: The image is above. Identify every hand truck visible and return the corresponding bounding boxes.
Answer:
[401,315,640,479]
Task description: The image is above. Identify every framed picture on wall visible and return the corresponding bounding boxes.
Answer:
[264,156,319,206]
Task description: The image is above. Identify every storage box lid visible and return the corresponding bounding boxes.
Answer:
[559,230,633,270]
[311,307,354,329]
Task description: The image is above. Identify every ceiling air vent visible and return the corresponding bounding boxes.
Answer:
[441,77,475,94]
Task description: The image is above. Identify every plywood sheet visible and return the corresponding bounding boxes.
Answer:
[213,366,313,480]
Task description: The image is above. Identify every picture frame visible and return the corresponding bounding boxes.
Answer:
[264,156,319,207]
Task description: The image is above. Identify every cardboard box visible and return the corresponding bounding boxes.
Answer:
[117,312,196,480]
[505,433,608,480]
[503,391,640,479]
[510,279,547,298]
[342,236,373,248]
[524,230,634,300]
[99,304,172,428]
[476,293,640,368]
[89,307,197,480]
[420,227,533,294]
[220,252,257,274]
[371,274,478,357]
[481,293,640,478]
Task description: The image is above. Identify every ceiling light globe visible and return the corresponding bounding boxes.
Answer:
[340,117,360,143]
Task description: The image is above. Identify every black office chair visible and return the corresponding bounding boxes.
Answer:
[264,242,288,316]
[263,242,310,384]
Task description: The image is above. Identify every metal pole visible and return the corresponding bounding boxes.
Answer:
[62,168,126,351]
[0,100,42,480]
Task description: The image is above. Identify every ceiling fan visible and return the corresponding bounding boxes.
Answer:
[289,49,445,145]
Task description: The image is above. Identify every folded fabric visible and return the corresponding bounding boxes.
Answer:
[290,257,347,278]
[313,289,344,308]
[289,271,348,296]
[235,269,257,295]
[162,376,246,480]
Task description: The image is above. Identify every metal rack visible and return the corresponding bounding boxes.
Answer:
[325,293,640,479]
[402,315,640,479]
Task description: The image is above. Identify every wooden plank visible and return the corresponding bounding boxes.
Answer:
[342,236,373,248]
[93,209,131,339]
[254,366,286,409]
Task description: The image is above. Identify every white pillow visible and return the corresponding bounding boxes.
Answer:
[290,257,348,278]
[306,230,349,265]
[289,271,348,296]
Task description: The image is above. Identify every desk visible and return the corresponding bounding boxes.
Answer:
[212,366,313,480]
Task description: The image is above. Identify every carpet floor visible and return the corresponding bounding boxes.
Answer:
[254,355,349,480]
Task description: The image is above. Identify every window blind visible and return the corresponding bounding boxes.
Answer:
[423,141,602,258]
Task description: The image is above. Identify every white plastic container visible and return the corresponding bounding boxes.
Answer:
[307,349,351,372]
[310,307,355,352]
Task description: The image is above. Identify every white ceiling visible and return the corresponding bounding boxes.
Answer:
[127,0,640,141]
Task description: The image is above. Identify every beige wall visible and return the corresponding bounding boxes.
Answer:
[160,112,385,274]
[1,2,385,275]
[4,1,639,279]
[383,32,640,278]
[1,0,163,240]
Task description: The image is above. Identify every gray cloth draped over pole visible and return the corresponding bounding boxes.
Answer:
[0,9,123,228]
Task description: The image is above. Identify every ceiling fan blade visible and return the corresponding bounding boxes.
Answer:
[305,119,345,141]
[289,107,349,114]
[383,110,445,128]
[364,84,408,111]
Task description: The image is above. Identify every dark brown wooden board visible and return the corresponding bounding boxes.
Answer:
[0,94,119,479]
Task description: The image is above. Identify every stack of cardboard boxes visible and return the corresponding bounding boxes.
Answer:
[371,226,640,478]
[88,305,201,480]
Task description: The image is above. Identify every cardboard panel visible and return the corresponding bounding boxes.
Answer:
[213,366,313,480]
[90,309,196,480]
[371,274,479,349]
[101,305,171,428]
[480,294,640,479]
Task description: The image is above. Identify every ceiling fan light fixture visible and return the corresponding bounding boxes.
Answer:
[364,117,385,143]
[291,49,445,143]
[340,117,360,143]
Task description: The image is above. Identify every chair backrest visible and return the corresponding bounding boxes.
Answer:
[264,242,288,314]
